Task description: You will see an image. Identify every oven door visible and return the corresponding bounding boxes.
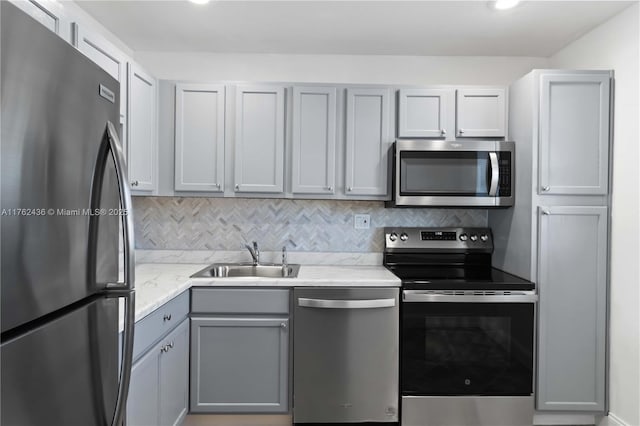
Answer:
[402,291,536,397]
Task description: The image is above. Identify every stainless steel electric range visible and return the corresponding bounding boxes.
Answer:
[384,227,537,426]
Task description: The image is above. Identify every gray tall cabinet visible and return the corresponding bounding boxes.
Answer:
[490,70,612,412]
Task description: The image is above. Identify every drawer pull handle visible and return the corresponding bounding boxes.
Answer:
[163,314,172,321]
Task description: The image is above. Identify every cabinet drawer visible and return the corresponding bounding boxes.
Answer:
[191,288,289,315]
[133,291,189,362]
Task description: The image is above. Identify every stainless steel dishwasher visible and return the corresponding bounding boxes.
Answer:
[293,287,399,424]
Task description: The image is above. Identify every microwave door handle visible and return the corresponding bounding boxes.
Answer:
[488,152,499,196]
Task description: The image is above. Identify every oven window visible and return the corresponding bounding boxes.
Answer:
[402,302,534,396]
[400,151,489,196]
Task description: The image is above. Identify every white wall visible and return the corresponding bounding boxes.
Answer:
[549,4,640,426]
[135,52,547,85]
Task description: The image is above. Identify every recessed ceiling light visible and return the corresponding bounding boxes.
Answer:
[189,0,210,5]
[494,0,520,10]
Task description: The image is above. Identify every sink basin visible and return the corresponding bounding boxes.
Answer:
[191,263,300,279]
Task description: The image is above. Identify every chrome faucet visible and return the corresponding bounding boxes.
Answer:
[281,246,289,276]
[245,241,260,266]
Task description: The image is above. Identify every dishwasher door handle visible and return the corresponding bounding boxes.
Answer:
[297,298,396,309]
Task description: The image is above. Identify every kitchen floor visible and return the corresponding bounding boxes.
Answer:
[183,414,291,426]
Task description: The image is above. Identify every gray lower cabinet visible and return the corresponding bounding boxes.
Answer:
[128,318,189,426]
[536,206,608,411]
[190,288,290,413]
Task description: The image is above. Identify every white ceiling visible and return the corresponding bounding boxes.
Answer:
[76,1,635,56]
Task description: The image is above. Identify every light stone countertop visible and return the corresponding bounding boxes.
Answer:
[120,263,401,330]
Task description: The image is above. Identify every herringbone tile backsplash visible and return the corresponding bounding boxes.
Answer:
[133,197,487,252]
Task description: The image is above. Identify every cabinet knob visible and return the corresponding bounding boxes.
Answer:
[131,180,139,187]
[215,183,221,188]
[542,186,550,192]
[541,208,550,215]
[347,187,353,192]
[168,341,174,349]
[163,313,172,321]
[160,345,168,353]
[280,322,288,330]
[327,186,333,192]
[441,129,446,136]
[458,129,465,134]
[235,184,240,190]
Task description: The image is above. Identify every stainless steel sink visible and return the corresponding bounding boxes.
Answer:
[191,263,300,279]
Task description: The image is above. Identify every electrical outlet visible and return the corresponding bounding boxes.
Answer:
[354,214,370,229]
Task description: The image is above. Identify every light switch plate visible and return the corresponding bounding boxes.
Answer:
[354,214,370,229]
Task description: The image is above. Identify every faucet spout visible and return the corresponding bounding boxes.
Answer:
[245,241,260,266]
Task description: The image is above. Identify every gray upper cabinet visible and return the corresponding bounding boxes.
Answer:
[234,85,285,193]
[536,206,607,412]
[175,84,225,192]
[456,88,506,137]
[397,89,454,138]
[127,62,157,193]
[10,0,72,42]
[345,87,392,196]
[73,24,129,120]
[128,318,189,426]
[291,86,337,194]
[539,73,610,195]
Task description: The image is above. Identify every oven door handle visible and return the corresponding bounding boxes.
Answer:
[403,290,537,303]
[298,298,396,309]
[488,152,499,196]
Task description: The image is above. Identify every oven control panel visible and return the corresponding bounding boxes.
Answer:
[385,227,493,251]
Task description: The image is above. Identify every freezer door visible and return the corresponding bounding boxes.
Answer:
[1,296,119,426]
[1,2,120,332]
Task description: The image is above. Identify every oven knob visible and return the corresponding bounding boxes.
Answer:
[480,234,489,242]
[389,233,398,242]
[459,233,468,241]
[470,234,478,242]
[400,233,409,241]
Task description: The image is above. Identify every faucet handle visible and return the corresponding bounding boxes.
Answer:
[282,246,287,264]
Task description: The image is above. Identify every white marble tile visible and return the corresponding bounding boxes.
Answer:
[136,250,382,266]
[121,262,401,330]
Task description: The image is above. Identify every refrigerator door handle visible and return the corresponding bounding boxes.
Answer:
[103,121,135,293]
[94,121,136,426]
[111,291,135,426]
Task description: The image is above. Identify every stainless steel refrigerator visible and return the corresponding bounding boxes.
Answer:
[1,3,135,425]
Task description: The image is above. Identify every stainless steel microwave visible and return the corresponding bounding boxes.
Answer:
[388,140,515,208]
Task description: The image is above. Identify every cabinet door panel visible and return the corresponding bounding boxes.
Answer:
[536,206,607,411]
[456,88,506,137]
[127,63,157,192]
[175,84,225,192]
[74,24,128,118]
[398,89,454,138]
[9,0,70,41]
[292,86,337,194]
[160,320,189,426]
[190,317,289,413]
[345,88,391,196]
[234,86,285,193]
[539,74,610,195]
[128,342,160,426]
